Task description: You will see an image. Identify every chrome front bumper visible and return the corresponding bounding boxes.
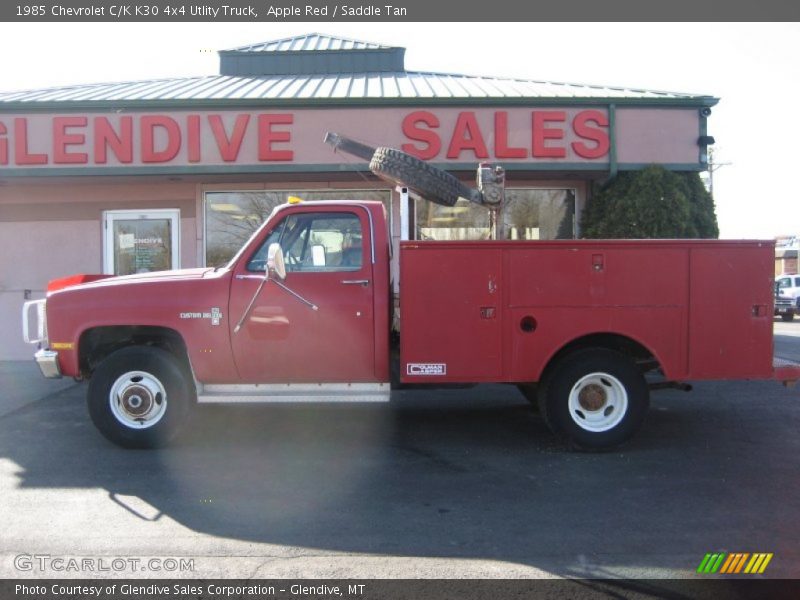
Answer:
[34,349,62,379]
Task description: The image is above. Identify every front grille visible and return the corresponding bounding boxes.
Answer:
[22,299,48,345]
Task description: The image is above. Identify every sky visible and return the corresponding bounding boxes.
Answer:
[1,21,798,240]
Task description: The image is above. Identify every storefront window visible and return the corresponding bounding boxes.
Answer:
[415,189,576,241]
[205,189,390,267]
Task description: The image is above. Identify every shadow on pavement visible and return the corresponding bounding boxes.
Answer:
[1,374,800,577]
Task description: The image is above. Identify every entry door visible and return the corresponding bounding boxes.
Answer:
[103,209,180,275]
[228,208,377,383]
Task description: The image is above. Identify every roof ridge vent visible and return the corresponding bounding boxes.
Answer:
[219,33,405,76]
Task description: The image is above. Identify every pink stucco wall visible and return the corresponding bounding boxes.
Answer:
[615,108,700,164]
[0,180,197,360]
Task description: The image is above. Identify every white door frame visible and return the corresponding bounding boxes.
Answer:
[103,209,180,275]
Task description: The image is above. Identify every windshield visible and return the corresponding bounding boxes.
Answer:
[222,204,285,271]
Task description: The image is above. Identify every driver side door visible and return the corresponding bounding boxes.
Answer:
[228,207,377,383]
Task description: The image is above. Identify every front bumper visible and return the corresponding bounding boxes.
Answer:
[34,349,62,379]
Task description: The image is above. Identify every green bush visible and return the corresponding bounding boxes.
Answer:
[582,165,718,239]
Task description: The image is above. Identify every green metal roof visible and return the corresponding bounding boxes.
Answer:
[0,33,718,109]
[0,72,716,106]
[219,33,404,76]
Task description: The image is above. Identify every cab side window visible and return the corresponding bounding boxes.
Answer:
[247,212,363,272]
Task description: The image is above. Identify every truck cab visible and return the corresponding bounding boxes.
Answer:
[776,274,800,307]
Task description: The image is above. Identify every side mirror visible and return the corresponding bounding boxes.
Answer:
[311,244,326,267]
[266,243,286,281]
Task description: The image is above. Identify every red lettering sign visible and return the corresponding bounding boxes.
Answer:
[94,117,133,164]
[14,118,48,165]
[0,108,616,170]
[447,111,489,160]
[187,115,201,163]
[494,111,526,159]
[401,111,441,160]
[53,116,88,164]
[141,116,181,163]
[532,111,566,158]
[209,114,250,162]
[572,110,610,159]
[258,114,293,161]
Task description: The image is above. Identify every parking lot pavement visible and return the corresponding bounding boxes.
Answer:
[0,361,78,418]
[775,319,800,361]
[2,329,800,580]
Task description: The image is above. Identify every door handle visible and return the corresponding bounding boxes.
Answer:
[341,279,370,286]
[235,274,265,281]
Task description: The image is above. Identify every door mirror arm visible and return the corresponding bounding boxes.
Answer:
[270,279,319,312]
[234,244,317,333]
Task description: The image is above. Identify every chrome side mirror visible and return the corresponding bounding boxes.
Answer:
[266,243,286,281]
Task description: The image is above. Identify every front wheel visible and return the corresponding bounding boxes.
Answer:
[88,346,194,449]
[538,348,649,450]
[781,312,795,322]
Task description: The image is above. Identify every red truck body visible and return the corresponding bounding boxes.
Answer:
[23,200,800,449]
[400,239,775,384]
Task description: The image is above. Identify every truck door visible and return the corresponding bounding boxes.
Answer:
[228,207,376,383]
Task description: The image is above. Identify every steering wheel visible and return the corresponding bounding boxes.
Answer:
[284,251,301,267]
[248,258,266,272]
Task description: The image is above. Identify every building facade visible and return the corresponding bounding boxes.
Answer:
[1,34,716,359]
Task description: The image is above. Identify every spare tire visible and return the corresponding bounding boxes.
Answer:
[369,147,473,207]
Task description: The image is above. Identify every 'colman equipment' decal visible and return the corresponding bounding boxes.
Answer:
[407,363,447,376]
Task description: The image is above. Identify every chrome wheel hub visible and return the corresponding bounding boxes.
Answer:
[109,371,167,429]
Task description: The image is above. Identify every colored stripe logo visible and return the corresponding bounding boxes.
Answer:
[697,552,773,574]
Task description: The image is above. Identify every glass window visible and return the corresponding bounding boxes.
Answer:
[778,278,791,289]
[205,189,389,267]
[103,209,180,275]
[415,189,576,241]
[247,212,363,273]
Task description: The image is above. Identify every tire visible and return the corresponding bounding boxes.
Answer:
[538,348,649,450]
[516,383,540,414]
[781,312,795,322]
[369,147,473,207]
[87,346,194,449]
[517,383,537,403]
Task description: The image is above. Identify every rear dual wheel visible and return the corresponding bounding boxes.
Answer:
[538,348,650,450]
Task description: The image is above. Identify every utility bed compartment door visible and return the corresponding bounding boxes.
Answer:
[401,244,502,382]
[688,245,774,379]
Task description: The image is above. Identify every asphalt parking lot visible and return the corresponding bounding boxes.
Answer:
[1,320,799,580]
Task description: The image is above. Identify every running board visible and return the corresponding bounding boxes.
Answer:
[196,382,390,404]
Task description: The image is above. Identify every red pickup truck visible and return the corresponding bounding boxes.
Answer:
[21,196,800,451]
